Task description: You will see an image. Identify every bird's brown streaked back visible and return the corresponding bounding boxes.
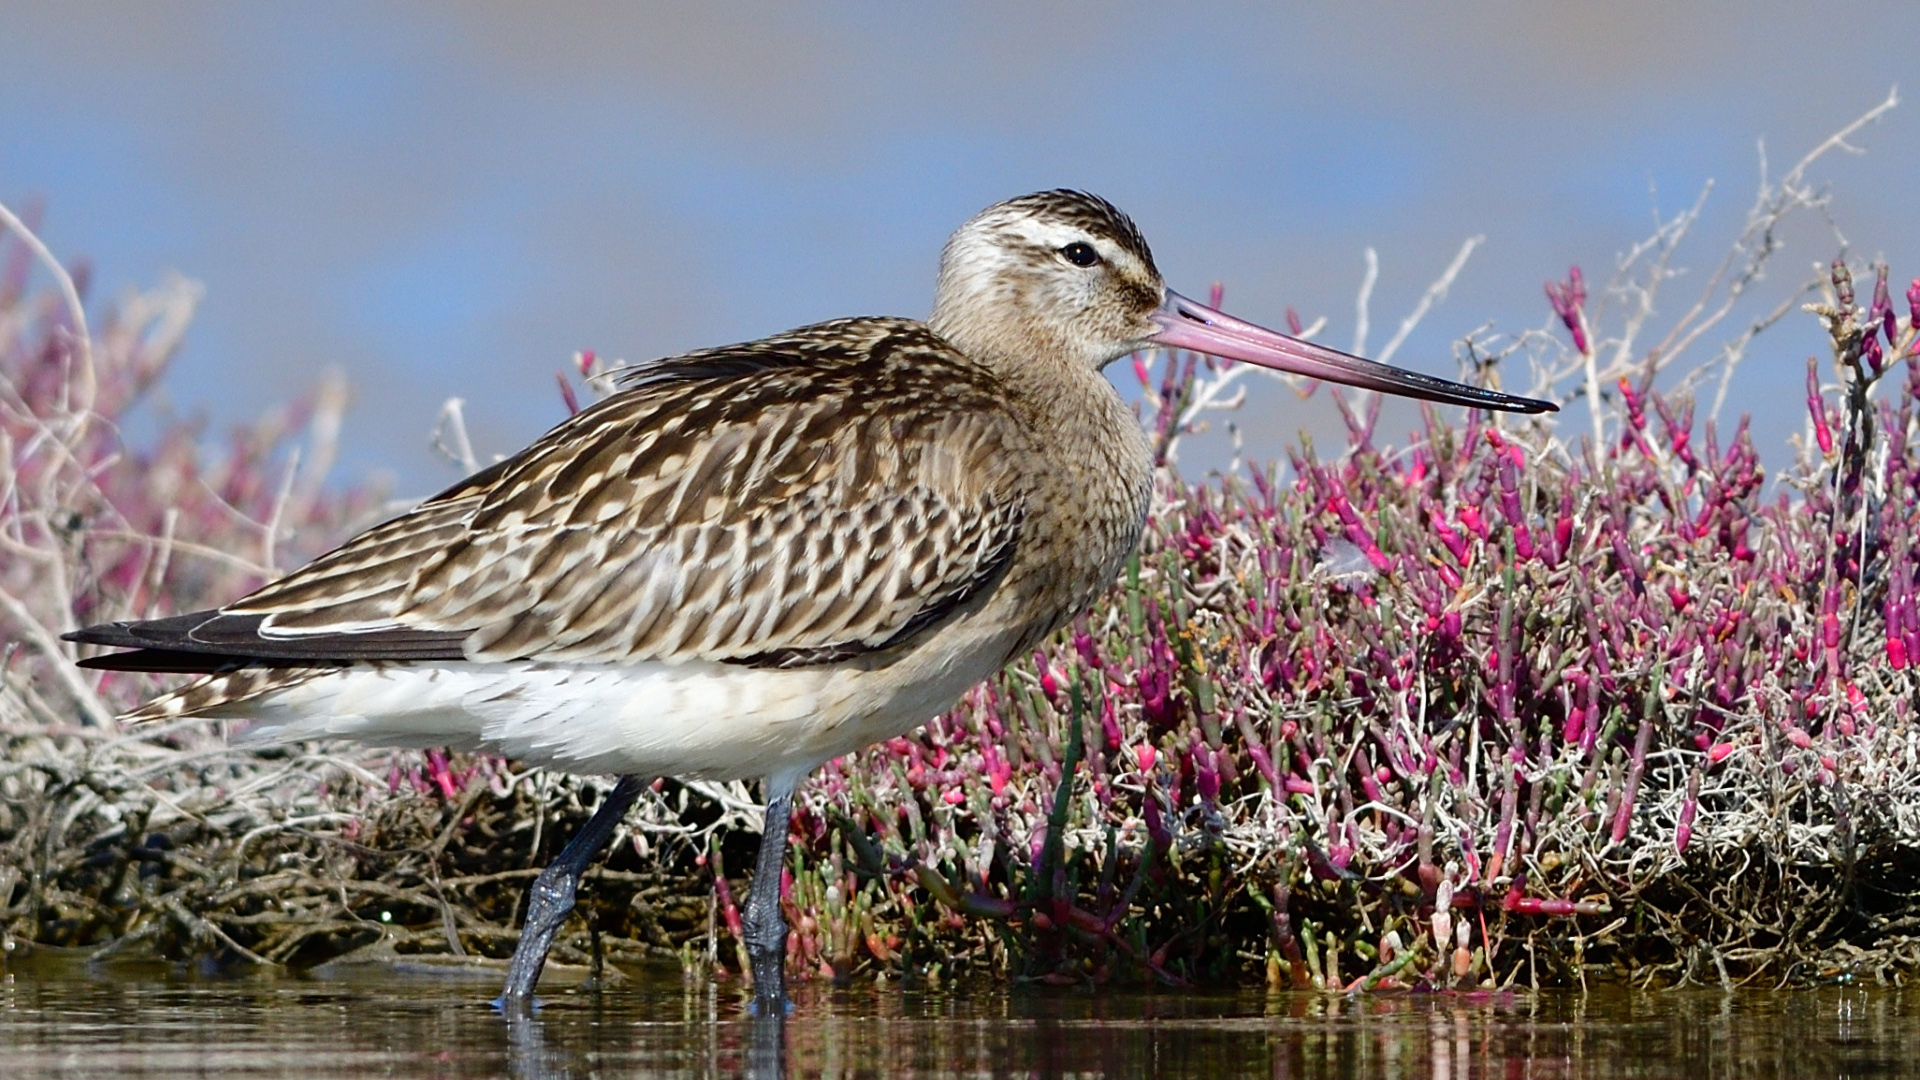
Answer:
[73,318,1034,678]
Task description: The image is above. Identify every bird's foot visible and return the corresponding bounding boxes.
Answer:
[491,991,544,1016]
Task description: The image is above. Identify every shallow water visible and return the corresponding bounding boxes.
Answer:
[3,956,1915,1078]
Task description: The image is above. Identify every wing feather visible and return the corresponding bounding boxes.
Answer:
[69,318,1032,673]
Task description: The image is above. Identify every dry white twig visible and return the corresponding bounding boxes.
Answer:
[0,200,94,415]
[1377,236,1483,366]
[1353,246,1379,356]
[431,397,481,475]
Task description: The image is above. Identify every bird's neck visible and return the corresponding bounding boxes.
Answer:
[921,317,1153,537]
[929,288,1093,376]
[918,319,1154,655]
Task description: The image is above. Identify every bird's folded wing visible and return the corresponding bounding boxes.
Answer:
[70,320,1032,671]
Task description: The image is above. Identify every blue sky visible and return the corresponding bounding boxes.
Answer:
[3,2,1914,492]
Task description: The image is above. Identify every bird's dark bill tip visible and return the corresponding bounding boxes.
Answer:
[1490,391,1559,415]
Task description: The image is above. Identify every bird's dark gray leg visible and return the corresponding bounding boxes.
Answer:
[496,774,646,1012]
[742,774,798,1016]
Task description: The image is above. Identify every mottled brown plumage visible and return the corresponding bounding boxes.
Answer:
[77,311,1109,722]
[139,322,1026,664]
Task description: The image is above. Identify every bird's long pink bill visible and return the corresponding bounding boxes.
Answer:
[1150,290,1557,414]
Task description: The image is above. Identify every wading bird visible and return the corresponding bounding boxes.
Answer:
[68,190,1553,1015]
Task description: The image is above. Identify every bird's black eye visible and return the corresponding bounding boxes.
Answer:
[1060,241,1100,267]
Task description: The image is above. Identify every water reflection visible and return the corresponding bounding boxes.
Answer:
[504,1005,782,1080]
[2,956,1916,1078]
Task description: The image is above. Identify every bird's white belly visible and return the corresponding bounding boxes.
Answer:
[231,621,1020,783]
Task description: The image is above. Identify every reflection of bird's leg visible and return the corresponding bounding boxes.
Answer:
[497,775,646,1010]
[742,774,798,1016]
[746,1011,788,1080]
[504,1011,574,1080]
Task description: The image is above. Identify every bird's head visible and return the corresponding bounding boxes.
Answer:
[931,189,1165,372]
[931,189,1556,414]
